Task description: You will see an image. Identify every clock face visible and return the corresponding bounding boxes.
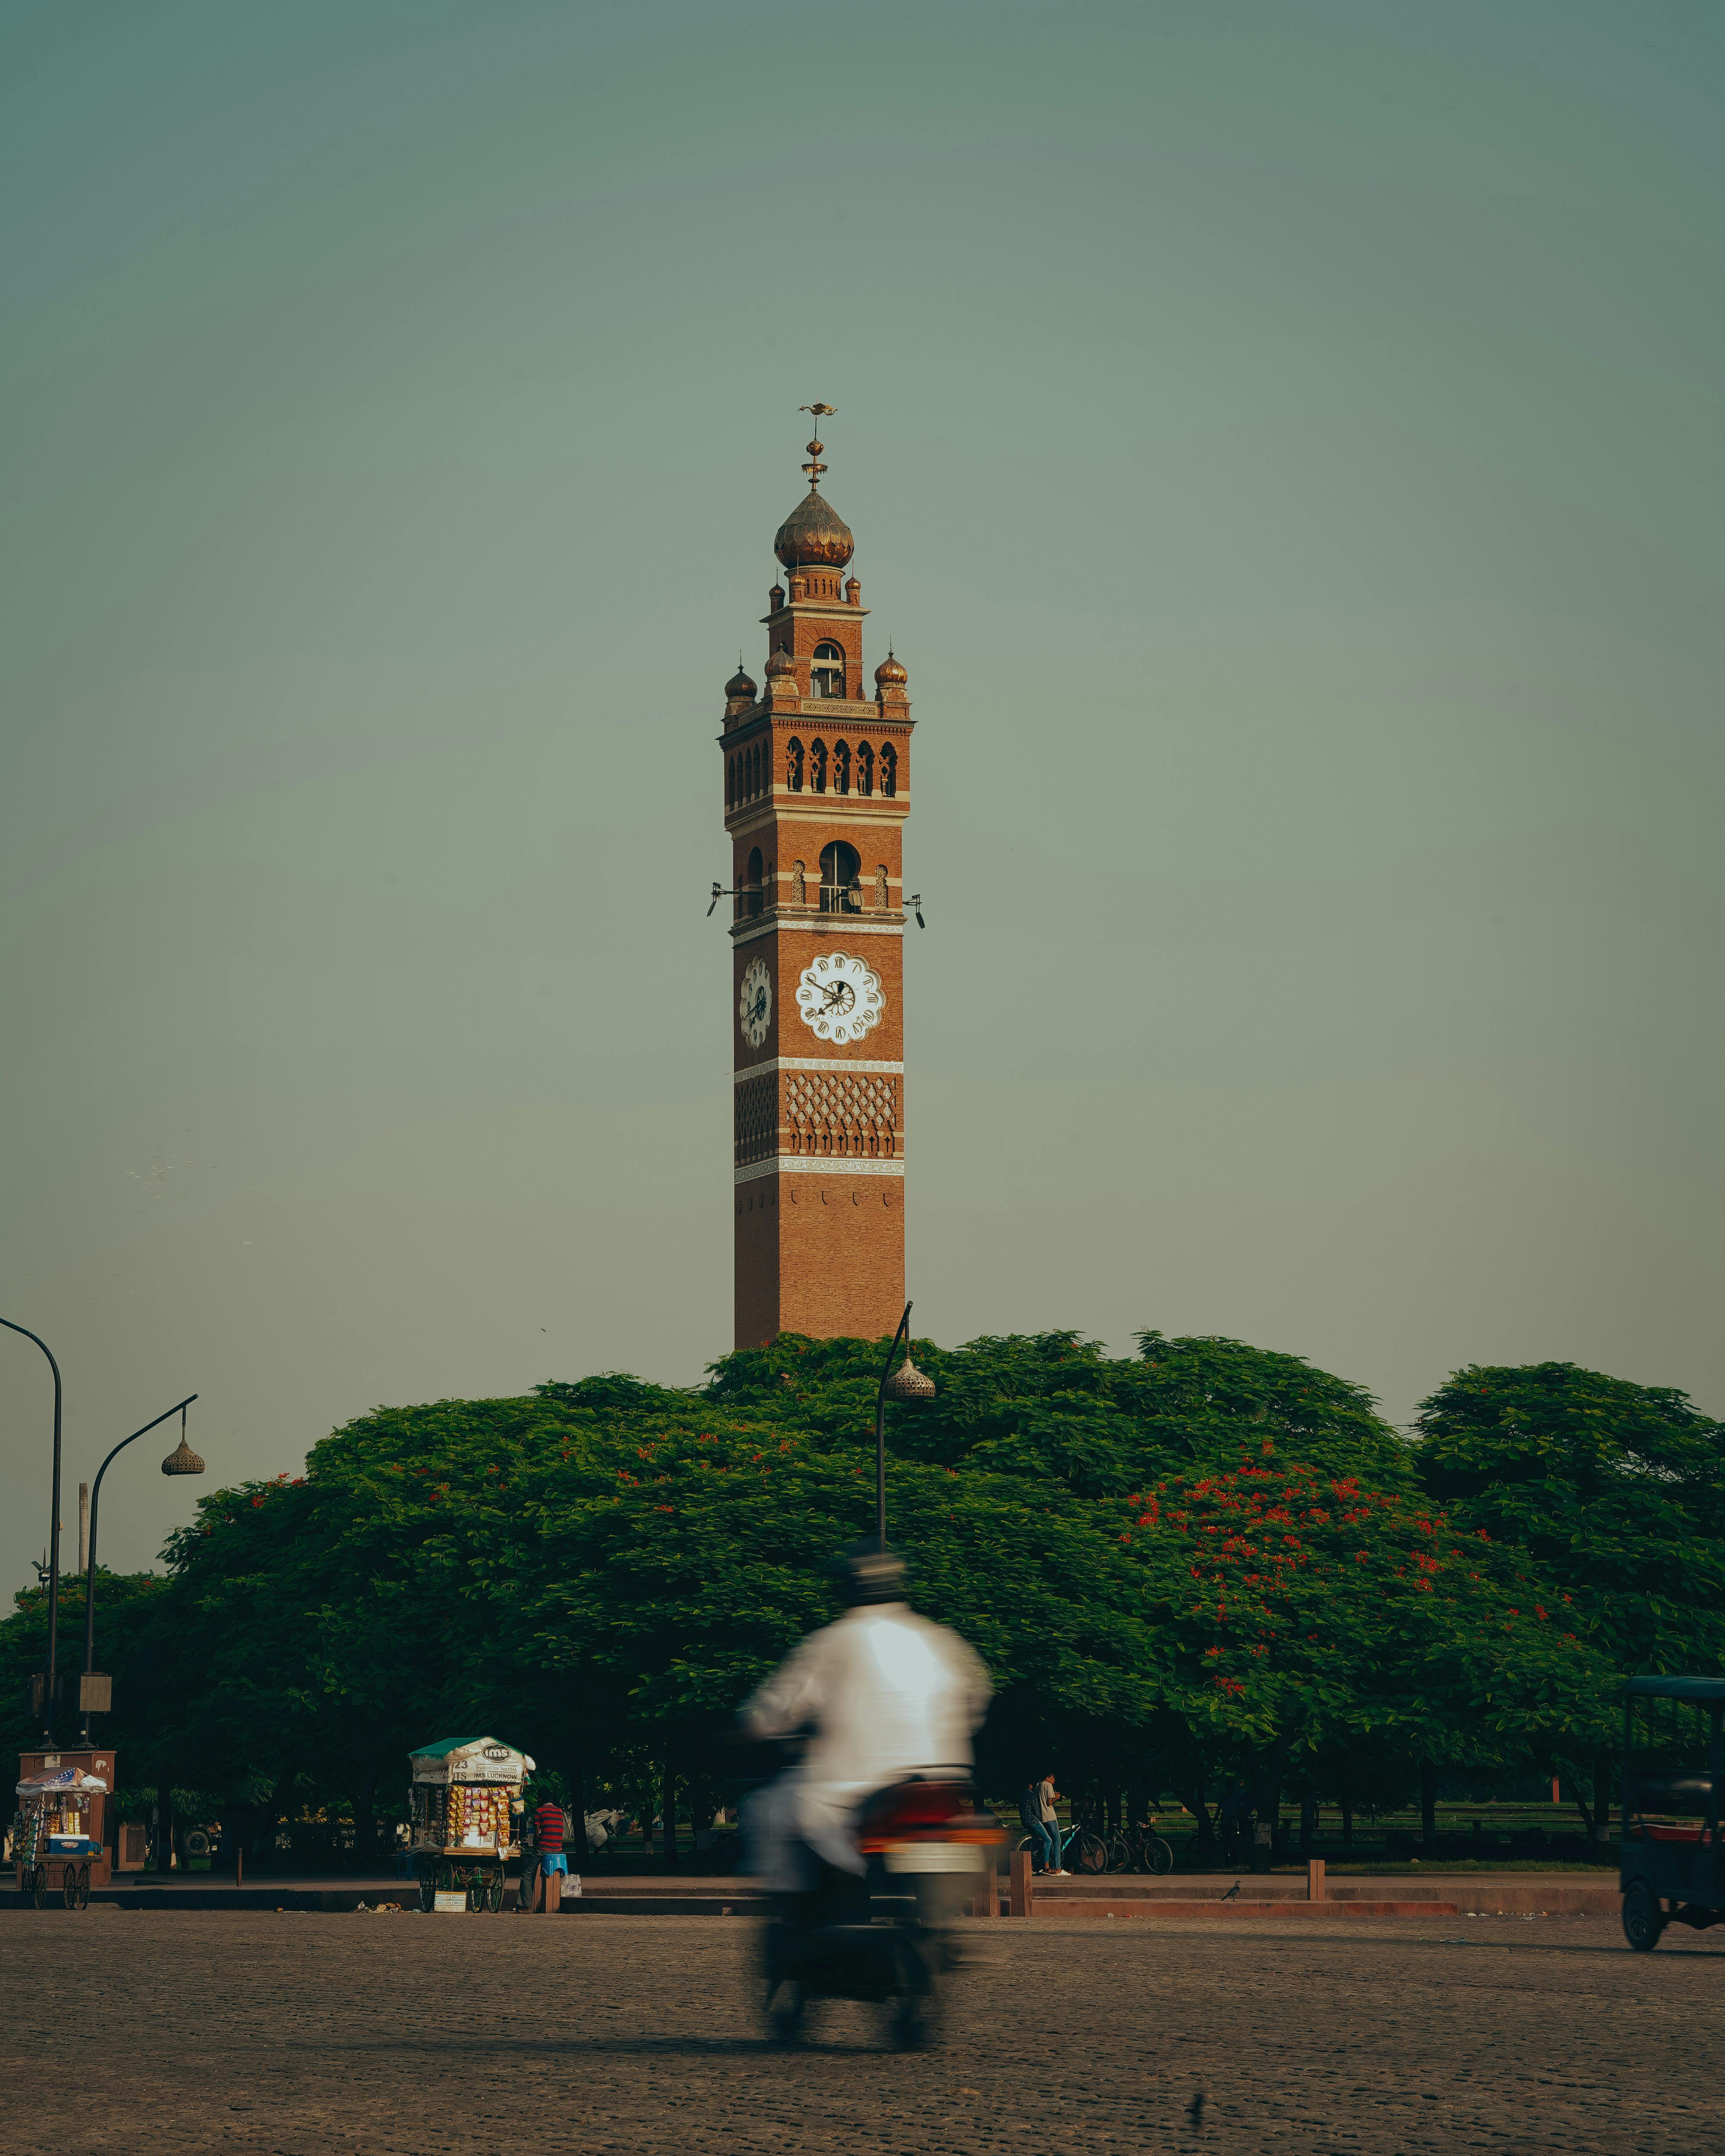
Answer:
[738,957,772,1049]
[795,951,884,1045]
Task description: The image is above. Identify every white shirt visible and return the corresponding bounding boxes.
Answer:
[742,1602,992,1877]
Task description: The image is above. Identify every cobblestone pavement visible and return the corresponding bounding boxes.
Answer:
[3,1911,1721,2153]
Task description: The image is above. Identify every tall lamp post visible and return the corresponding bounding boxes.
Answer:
[1,1316,66,1739]
[81,1396,201,1744]
[873,1300,935,1550]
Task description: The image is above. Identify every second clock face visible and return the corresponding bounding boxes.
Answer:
[795,951,884,1045]
[738,956,772,1049]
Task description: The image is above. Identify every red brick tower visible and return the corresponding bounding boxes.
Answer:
[722,425,913,1347]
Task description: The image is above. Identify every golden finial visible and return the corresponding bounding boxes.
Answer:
[799,403,836,489]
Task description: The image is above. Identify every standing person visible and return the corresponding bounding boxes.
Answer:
[1036,1772,1069,1876]
[1018,1773,1060,1874]
[534,1793,570,1897]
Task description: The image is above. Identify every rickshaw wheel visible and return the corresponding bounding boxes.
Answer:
[31,1865,48,1910]
[1622,1881,1665,1952]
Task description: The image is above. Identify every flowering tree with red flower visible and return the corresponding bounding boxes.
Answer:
[1120,1451,1612,1834]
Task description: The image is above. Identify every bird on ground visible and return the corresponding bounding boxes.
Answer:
[1220,1880,1240,1902]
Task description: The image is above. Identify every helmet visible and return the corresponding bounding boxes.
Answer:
[833,1541,906,1606]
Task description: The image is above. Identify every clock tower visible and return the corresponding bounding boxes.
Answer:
[721,426,913,1347]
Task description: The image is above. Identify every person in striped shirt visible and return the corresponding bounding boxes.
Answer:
[533,1798,569,1882]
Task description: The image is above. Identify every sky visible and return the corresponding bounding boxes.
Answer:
[2,0,1722,1593]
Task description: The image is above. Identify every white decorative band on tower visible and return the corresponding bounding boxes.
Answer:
[735,1155,905,1185]
[734,1057,904,1081]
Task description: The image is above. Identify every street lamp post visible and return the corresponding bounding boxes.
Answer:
[81,1396,201,1743]
[1,1317,66,1740]
[872,1301,935,1550]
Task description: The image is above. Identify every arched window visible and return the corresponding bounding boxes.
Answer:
[786,737,804,792]
[725,755,735,809]
[809,739,827,794]
[855,742,873,797]
[746,846,764,919]
[750,743,761,799]
[791,859,807,905]
[878,742,897,798]
[811,641,845,699]
[874,864,889,910]
[832,740,850,796]
[820,839,862,915]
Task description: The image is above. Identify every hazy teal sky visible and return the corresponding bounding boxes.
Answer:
[3,0,1722,1591]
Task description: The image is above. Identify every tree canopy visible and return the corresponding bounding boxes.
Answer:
[0,1331,1706,1846]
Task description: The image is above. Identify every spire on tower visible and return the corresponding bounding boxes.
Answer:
[798,403,836,491]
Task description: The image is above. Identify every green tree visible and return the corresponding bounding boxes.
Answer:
[1413,1363,1725,1677]
[1118,1454,1611,1848]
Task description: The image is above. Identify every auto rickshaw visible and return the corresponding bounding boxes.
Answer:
[1620,1673,1725,1950]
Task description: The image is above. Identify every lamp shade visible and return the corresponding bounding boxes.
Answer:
[161,1438,205,1476]
[883,1357,935,1402]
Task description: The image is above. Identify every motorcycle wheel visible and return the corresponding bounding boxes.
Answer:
[1622,1881,1665,1953]
[766,1983,809,2046]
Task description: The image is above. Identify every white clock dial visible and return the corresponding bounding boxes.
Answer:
[738,957,772,1049]
[795,951,884,1045]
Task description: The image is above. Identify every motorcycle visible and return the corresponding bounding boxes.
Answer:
[760,1777,1006,2050]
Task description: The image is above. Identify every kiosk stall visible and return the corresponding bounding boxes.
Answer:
[408,1735,534,1912]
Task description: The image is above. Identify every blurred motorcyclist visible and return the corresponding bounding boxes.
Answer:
[740,1543,992,1891]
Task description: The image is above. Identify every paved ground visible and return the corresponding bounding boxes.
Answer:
[3,1910,1722,2153]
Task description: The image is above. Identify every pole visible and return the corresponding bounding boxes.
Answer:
[82,1395,198,1742]
[872,1302,913,1551]
[1,1318,65,1740]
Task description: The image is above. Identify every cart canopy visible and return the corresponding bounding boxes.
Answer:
[1626,1676,1725,1703]
[16,1767,109,1796]
[409,1735,535,1784]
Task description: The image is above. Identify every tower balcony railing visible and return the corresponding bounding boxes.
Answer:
[819,881,865,915]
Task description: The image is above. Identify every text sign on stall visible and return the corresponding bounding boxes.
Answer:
[433,1892,467,1913]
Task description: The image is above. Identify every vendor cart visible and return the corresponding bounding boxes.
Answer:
[13,1762,112,1909]
[408,1735,535,1913]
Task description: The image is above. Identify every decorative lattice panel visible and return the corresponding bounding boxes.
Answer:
[734,1075,778,1166]
[785,1071,898,1159]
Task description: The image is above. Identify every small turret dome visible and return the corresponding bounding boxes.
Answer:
[726,665,756,701]
[765,646,796,677]
[875,652,908,689]
[774,489,854,570]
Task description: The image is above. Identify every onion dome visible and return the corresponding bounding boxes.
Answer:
[874,651,908,689]
[769,583,786,611]
[725,664,756,702]
[765,646,796,677]
[774,488,854,570]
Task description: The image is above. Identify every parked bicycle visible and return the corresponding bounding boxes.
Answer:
[1017,1817,1109,1876]
[1105,1820,1175,1874]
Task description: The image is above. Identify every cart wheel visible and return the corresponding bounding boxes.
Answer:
[75,1865,90,1912]
[486,1869,504,1914]
[417,1870,436,1913]
[1622,1881,1665,1952]
[31,1865,48,1911]
[437,1861,455,1896]
[62,1864,79,1911]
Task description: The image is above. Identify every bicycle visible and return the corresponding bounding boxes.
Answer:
[1017,1819,1108,1876]
[1105,1821,1174,1874]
